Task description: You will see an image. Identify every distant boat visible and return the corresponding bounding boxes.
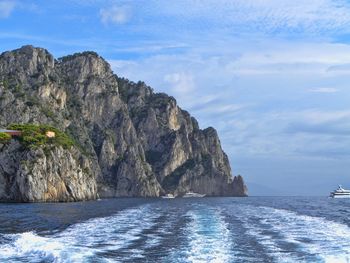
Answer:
[330,185,350,198]
[183,192,206,198]
[161,193,175,199]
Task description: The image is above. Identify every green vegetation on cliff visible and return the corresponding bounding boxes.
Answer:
[7,124,75,149]
[0,132,11,143]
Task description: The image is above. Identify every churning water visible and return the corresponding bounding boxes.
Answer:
[0,197,349,262]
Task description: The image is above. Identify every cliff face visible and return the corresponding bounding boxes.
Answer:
[0,141,97,202]
[119,80,244,196]
[0,45,247,202]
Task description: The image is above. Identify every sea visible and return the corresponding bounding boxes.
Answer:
[0,197,349,263]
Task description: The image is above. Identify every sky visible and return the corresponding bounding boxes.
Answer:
[1,0,350,195]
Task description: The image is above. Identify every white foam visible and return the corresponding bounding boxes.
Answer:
[181,206,234,263]
[0,205,165,262]
[3,202,349,262]
[236,205,350,262]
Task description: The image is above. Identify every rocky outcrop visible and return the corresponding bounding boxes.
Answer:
[119,79,246,196]
[0,45,247,202]
[0,141,97,202]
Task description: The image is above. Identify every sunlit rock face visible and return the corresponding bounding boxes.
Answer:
[0,141,97,202]
[118,78,247,197]
[0,45,247,202]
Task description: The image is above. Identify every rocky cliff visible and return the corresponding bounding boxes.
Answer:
[0,141,96,202]
[0,45,247,202]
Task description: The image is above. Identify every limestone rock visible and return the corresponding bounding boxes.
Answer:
[0,141,97,202]
[0,45,247,202]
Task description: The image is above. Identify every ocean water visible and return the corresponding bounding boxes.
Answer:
[0,197,349,263]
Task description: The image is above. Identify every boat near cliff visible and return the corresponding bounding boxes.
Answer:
[183,192,206,198]
[330,185,350,198]
[161,194,175,199]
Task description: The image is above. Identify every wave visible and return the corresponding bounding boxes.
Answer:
[165,205,234,263]
[2,200,350,262]
[0,204,168,262]
[234,205,350,263]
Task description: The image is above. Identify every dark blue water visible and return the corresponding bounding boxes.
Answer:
[0,197,349,262]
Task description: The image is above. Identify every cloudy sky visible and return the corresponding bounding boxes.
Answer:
[1,0,350,195]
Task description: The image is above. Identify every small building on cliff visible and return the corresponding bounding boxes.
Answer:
[0,129,22,136]
[45,131,55,138]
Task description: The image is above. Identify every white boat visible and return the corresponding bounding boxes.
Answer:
[161,193,175,199]
[183,192,206,198]
[330,185,350,198]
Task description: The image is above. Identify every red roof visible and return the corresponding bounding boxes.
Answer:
[0,129,22,136]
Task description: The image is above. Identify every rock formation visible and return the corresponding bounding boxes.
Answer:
[0,45,247,202]
[0,141,96,202]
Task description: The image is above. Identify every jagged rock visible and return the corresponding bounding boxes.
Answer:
[0,45,247,202]
[119,79,247,196]
[0,140,97,202]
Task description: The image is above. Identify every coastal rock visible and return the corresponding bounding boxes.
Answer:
[0,45,247,202]
[119,79,247,196]
[0,141,97,202]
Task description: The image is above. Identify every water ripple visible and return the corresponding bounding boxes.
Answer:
[0,204,165,262]
[1,198,350,262]
[234,205,350,262]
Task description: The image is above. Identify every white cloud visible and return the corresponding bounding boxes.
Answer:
[164,72,195,95]
[225,41,350,75]
[100,5,130,25]
[108,60,138,72]
[327,63,350,74]
[0,0,15,18]
[153,0,350,35]
[217,108,350,160]
[299,109,350,124]
[308,87,339,93]
[192,103,246,116]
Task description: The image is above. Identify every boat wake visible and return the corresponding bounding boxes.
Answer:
[165,205,233,262]
[1,200,350,262]
[233,205,350,262]
[0,204,171,262]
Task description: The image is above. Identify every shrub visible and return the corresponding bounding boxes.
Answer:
[0,132,11,144]
[41,107,55,118]
[7,123,75,149]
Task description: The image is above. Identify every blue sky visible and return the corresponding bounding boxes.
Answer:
[1,0,350,195]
